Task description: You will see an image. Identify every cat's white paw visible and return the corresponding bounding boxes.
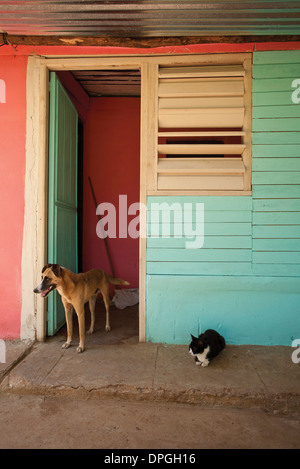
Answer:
[201,360,209,367]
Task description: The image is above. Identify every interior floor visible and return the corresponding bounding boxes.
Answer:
[49,299,139,347]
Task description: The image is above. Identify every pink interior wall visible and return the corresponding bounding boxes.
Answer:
[83,98,140,289]
[0,56,27,339]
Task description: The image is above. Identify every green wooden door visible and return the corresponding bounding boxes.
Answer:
[47,72,78,336]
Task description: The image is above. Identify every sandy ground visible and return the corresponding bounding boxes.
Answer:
[0,393,299,449]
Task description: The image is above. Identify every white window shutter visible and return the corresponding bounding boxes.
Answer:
[156,60,252,193]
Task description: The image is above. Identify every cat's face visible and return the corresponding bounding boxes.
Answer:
[189,334,205,355]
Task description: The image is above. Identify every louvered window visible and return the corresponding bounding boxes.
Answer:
[154,56,252,194]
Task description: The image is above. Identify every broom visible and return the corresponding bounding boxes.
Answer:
[88,176,115,278]
[88,176,138,309]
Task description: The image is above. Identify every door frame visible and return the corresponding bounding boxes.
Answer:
[23,54,150,342]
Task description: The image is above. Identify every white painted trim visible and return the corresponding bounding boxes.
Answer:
[21,56,48,341]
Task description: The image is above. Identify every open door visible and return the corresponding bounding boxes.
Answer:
[47,72,78,336]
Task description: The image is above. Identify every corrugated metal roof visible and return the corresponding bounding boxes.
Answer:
[0,1,300,37]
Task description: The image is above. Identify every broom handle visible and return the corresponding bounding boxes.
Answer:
[88,176,116,278]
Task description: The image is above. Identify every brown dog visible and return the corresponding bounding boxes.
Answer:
[34,264,129,352]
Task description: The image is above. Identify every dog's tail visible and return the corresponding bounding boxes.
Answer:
[107,274,130,286]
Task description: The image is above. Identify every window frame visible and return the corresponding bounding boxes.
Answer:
[145,53,252,196]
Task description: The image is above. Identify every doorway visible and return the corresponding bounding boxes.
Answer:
[47,69,141,344]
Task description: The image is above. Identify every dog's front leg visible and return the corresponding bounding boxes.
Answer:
[62,300,73,349]
[75,305,85,353]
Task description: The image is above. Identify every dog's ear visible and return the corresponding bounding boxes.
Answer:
[42,264,51,273]
[51,264,62,277]
[42,263,61,277]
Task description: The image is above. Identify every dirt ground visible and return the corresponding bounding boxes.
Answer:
[0,392,299,449]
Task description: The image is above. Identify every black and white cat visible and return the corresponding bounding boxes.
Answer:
[189,329,225,367]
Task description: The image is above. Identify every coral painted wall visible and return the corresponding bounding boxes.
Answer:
[83,98,140,288]
[0,55,27,338]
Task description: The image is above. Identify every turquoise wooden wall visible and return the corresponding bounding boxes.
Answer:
[146,50,300,346]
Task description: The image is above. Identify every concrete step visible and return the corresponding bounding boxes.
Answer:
[1,339,300,415]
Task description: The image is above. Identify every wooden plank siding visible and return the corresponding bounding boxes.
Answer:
[147,51,300,278]
[146,196,252,276]
[145,50,300,345]
[252,50,300,278]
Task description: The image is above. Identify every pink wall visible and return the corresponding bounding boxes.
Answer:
[83,98,140,288]
[0,55,27,339]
